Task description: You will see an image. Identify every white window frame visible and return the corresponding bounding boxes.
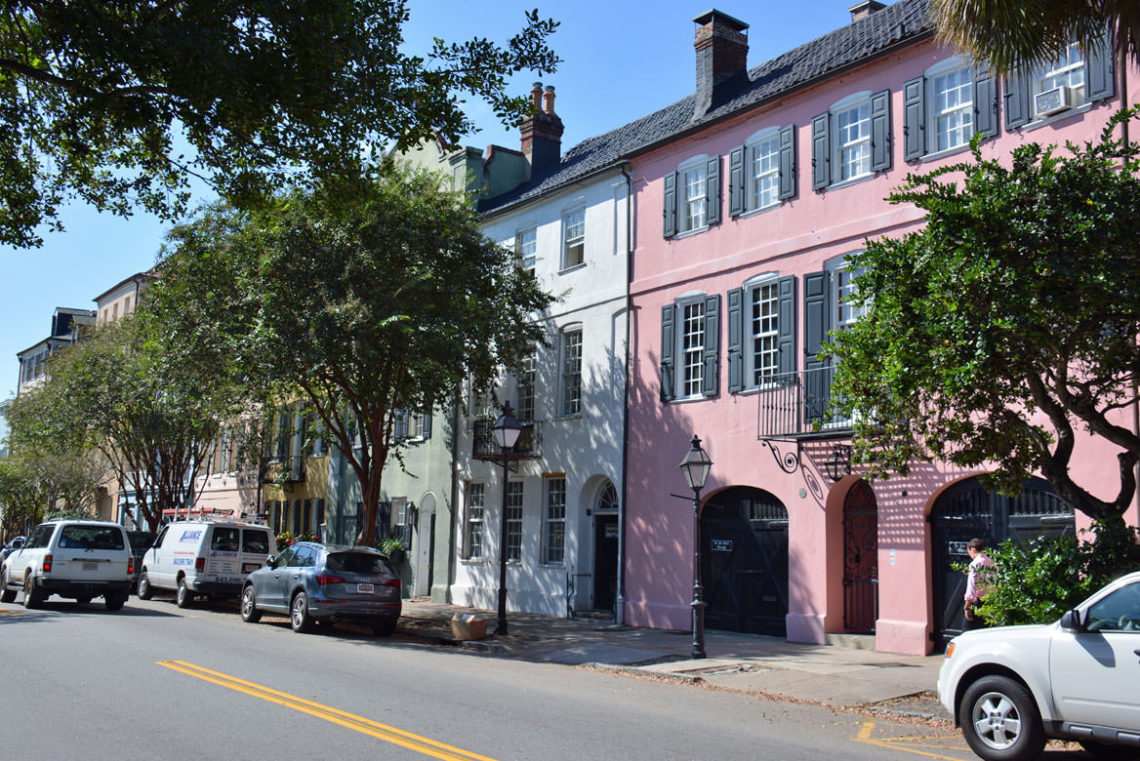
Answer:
[1033,40,1085,102]
[743,273,780,388]
[831,92,872,183]
[745,129,781,212]
[827,254,866,332]
[505,480,524,562]
[515,226,537,274]
[516,350,536,424]
[677,154,709,234]
[464,482,485,560]
[677,295,707,400]
[542,477,566,565]
[560,326,582,416]
[926,57,974,153]
[561,208,585,269]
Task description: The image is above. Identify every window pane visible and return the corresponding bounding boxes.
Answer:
[933,68,973,151]
[506,481,524,562]
[59,525,125,551]
[544,478,566,564]
[517,351,536,423]
[561,329,582,416]
[563,209,585,267]
[466,483,485,559]
[210,528,240,552]
[750,282,779,384]
[681,301,706,397]
[750,138,780,210]
[516,227,537,272]
[682,164,707,231]
[836,104,870,180]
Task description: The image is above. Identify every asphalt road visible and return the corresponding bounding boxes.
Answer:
[1,595,962,761]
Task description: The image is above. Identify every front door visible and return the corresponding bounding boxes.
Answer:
[843,479,878,633]
[931,477,1074,649]
[702,487,788,637]
[413,495,436,598]
[593,515,619,612]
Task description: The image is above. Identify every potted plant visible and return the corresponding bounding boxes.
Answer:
[379,536,407,564]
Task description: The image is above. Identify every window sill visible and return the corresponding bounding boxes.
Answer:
[539,562,565,569]
[459,557,485,565]
[671,225,709,240]
[559,262,587,275]
[916,143,972,163]
[669,394,712,405]
[824,173,875,192]
[554,413,583,421]
[1022,102,1092,132]
[736,202,782,221]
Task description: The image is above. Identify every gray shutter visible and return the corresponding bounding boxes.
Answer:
[660,304,676,402]
[1004,69,1030,130]
[702,295,720,397]
[804,271,830,371]
[903,76,925,160]
[778,125,796,200]
[420,409,432,439]
[728,146,745,217]
[973,70,998,139]
[777,276,796,376]
[706,155,721,226]
[394,410,408,438]
[727,287,744,393]
[870,89,891,171]
[1085,33,1115,102]
[811,113,830,190]
[663,172,677,238]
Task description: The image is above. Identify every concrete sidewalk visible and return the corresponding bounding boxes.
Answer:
[396,599,949,720]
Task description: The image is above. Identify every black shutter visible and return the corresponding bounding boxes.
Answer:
[811,113,830,190]
[660,304,676,402]
[729,147,745,217]
[903,76,925,160]
[706,155,722,226]
[702,295,720,397]
[1085,33,1115,102]
[727,287,744,393]
[804,271,830,371]
[974,70,998,139]
[1004,69,1030,130]
[870,89,891,172]
[663,172,678,238]
[778,125,797,200]
[777,276,796,376]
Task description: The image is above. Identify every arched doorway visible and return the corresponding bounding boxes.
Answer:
[843,479,878,633]
[592,480,620,613]
[930,476,1074,648]
[702,486,789,636]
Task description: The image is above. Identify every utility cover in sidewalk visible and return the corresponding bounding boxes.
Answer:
[540,645,669,665]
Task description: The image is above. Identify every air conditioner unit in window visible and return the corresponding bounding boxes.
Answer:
[1034,85,1076,117]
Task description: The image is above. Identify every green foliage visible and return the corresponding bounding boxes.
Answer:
[831,109,1140,522]
[378,535,406,555]
[146,162,553,545]
[975,521,1140,626]
[0,1,559,248]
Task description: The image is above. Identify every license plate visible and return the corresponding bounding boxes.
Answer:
[356,583,374,594]
[82,562,97,571]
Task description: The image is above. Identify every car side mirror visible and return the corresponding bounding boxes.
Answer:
[1059,609,1085,631]
[265,556,278,569]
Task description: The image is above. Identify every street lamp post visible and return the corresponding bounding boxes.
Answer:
[679,434,713,659]
[492,402,522,636]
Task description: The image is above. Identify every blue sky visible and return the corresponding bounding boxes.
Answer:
[0,0,874,401]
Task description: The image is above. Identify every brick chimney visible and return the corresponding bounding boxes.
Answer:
[519,81,564,175]
[693,10,749,118]
[848,0,886,22]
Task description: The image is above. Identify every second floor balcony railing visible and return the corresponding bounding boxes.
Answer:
[471,418,542,460]
[756,366,853,438]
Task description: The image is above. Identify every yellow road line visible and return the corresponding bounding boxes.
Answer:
[0,610,25,616]
[854,721,968,761]
[157,660,498,761]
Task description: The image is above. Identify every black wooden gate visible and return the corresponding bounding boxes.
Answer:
[930,477,1074,649]
[843,480,878,633]
[702,487,789,637]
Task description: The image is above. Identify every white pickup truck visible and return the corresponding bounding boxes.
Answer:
[937,571,1140,761]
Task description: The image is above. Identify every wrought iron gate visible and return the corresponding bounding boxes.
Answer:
[842,479,878,633]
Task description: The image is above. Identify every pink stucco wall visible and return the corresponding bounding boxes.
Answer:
[624,38,1140,655]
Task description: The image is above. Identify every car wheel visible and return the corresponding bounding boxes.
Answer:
[240,585,262,623]
[175,577,193,609]
[137,572,153,600]
[290,592,315,633]
[22,575,45,609]
[959,675,1045,761]
[0,569,16,603]
[371,617,398,637]
[1079,740,1140,760]
[104,594,126,611]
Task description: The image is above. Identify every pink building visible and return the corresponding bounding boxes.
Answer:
[622,0,1140,654]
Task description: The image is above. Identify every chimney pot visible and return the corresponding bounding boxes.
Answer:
[519,82,564,176]
[531,81,543,112]
[848,0,886,23]
[543,85,556,115]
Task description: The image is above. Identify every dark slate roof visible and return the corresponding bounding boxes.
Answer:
[480,0,932,216]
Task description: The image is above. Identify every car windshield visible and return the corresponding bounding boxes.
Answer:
[58,525,125,550]
[326,552,394,576]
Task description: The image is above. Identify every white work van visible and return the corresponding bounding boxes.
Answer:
[138,521,275,607]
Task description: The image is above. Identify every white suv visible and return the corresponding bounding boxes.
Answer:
[938,570,1140,761]
[0,520,133,610]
